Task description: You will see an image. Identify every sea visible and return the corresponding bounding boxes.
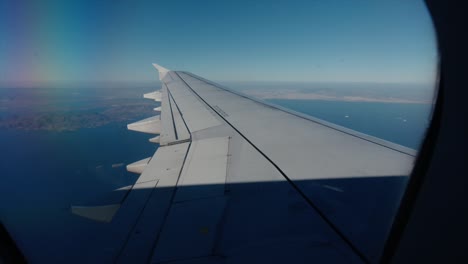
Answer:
[0,86,434,262]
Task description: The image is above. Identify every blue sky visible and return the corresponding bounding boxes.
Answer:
[0,0,438,86]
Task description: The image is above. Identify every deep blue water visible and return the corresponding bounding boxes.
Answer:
[0,97,434,262]
[0,122,156,261]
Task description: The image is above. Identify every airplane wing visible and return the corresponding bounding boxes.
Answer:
[73,64,415,263]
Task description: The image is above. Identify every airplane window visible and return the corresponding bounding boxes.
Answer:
[0,0,438,263]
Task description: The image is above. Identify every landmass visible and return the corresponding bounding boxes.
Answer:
[0,104,156,131]
[223,81,434,104]
[0,82,433,132]
[242,89,431,103]
[0,87,157,132]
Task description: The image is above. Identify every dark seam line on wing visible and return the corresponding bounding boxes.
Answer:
[212,137,232,255]
[181,71,414,157]
[117,177,157,205]
[117,166,156,203]
[117,185,133,204]
[174,71,371,264]
[146,142,193,263]
[114,179,160,262]
[166,71,175,81]
[166,84,179,140]
[166,138,192,146]
[172,195,225,205]
[167,84,192,140]
[155,255,221,264]
[133,179,159,185]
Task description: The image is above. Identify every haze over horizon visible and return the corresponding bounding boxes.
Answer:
[1,0,437,88]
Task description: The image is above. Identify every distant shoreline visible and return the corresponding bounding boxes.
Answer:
[243,91,433,104]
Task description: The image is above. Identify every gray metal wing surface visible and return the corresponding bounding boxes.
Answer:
[75,64,415,264]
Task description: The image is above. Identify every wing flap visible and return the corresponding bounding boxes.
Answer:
[174,136,229,202]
